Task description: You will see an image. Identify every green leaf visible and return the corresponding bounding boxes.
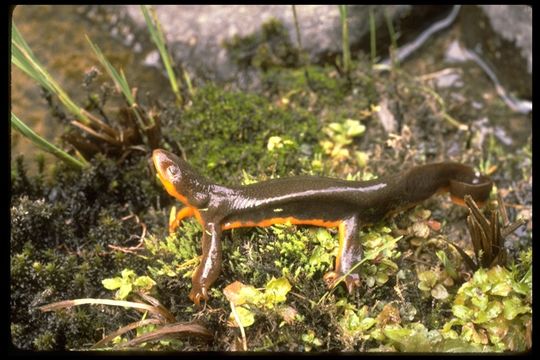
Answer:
[471,294,489,310]
[383,324,411,342]
[11,113,87,170]
[375,272,389,285]
[315,228,334,249]
[380,258,398,270]
[102,277,122,290]
[490,282,512,297]
[512,280,531,297]
[327,122,343,133]
[418,270,438,288]
[133,276,156,290]
[431,284,449,300]
[438,338,483,352]
[343,119,366,137]
[121,269,136,280]
[117,283,133,300]
[472,268,489,287]
[264,277,292,306]
[223,281,262,306]
[484,300,503,320]
[359,317,377,331]
[228,305,255,328]
[452,305,473,321]
[502,297,530,320]
[342,309,361,332]
[483,318,509,345]
[355,151,369,167]
[436,250,458,280]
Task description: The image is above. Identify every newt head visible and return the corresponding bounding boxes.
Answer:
[152,149,211,208]
[449,170,492,207]
[152,149,190,205]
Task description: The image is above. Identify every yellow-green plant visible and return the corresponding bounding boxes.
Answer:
[102,269,156,300]
[441,264,531,351]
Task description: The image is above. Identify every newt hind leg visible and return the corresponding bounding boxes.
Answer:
[189,222,222,305]
[323,215,362,293]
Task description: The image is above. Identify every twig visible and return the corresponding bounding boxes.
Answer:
[230,302,248,351]
[92,318,162,349]
[115,322,213,348]
[107,213,147,254]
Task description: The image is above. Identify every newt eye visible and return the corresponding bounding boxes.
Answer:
[166,165,180,178]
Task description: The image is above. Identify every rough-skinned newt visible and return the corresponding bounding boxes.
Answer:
[152,149,492,305]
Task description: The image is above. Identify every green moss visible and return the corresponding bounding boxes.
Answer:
[11,11,532,350]
[262,65,353,106]
[10,152,160,350]
[170,84,320,182]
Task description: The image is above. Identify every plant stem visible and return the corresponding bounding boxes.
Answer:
[369,7,377,65]
[292,5,312,88]
[339,5,351,76]
[140,5,185,106]
[384,8,398,67]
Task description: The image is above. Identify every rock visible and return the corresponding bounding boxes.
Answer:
[479,5,531,74]
[119,5,440,85]
[459,5,531,99]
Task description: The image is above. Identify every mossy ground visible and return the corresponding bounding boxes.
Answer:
[11,18,531,352]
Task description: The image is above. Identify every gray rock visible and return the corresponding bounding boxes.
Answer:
[479,5,531,74]
[121,5,411,84]
[118,5,533,101]
[460,5,531,99]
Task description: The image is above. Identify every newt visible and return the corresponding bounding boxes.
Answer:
[152,149,492,305]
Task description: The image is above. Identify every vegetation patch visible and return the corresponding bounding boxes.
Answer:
[11,6,531,352]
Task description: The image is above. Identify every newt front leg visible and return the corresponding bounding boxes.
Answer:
[169,206,195,234]
[323,215,362,293]
[189,222,222,305]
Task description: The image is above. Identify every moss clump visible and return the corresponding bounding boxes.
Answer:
[224,18,300,71]
[262,65,354,107]
[10,153,160,350]
[170,84,320,182]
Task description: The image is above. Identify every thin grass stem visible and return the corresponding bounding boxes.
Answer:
[369,7,377,65]
[338,5,351,76]
[11,113,87,170]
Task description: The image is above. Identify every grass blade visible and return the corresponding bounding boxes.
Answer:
[369,7,377,65]
[92,318,162,349]
[12,22,91,125]
[86,35,154,140]
[384,8,398,67]
[338,5,351,76]
[11,113,87,170]
[86,35,135,105]
[141,5,194,105]
[116,322,213,348]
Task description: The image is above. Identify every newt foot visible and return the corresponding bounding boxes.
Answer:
[189,284,209,306]
[323,271,361,293]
